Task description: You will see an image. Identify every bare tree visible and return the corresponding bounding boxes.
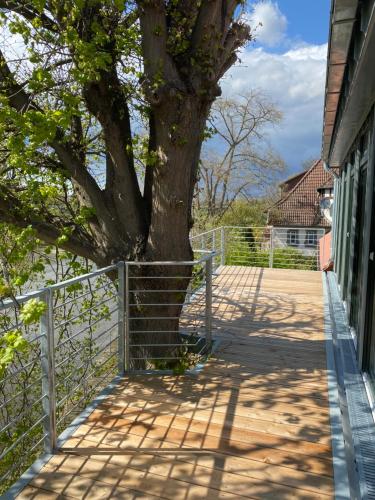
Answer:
[196,91,285,219]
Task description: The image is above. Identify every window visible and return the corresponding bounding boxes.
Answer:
[287,229,299,246]
[305,230,317,247]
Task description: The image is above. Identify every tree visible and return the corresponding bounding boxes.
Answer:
[0,1,251,364]
[196,91,285,220]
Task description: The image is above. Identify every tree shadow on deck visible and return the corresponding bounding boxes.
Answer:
[26,267,333,499]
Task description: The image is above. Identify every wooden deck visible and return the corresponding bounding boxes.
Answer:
[18,267,334,499]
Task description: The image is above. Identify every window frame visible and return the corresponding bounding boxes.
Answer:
[287,229,299,247]
[305,230,318,247]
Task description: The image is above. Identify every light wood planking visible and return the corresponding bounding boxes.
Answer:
[17,266,334,499]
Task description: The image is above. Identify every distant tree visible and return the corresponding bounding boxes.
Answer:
[220,199,270,227]
[0,1,251,363]
[195,91,285,220]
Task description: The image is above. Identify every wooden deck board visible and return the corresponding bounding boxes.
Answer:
[17,267,334,499]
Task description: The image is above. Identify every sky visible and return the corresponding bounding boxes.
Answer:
[221,0,331,175]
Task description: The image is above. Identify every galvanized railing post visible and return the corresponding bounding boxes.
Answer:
[269,227,274,269]
[205,255,213,347]
[220,227,225,266]
[117,262,125,375]
[212,230,216,269]
[40,288,57,453]
[124,263,130,371]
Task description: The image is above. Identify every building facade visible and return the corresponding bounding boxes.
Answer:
[325,0,375,391]
[268,160,334,255]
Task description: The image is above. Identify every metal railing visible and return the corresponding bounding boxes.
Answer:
[191,226,326,271]
[0,224,325,493]
[0,253,215,493]
[123,254,214,371]
[0,264,119,492]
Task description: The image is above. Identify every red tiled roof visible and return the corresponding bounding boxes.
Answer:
[280,171,306,194]
[268,160,333,228]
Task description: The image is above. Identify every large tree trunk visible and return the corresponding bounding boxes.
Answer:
[128,98,210,369]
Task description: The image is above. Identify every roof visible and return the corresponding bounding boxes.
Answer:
[268,160,334,228]
[279,171,306,193]
[324,0,375,165]
[322,0,359,164]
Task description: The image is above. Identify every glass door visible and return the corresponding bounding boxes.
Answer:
[350,168,367,331]
[364,171,375,392]
[366,241,375,387]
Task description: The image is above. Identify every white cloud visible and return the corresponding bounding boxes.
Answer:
[249,1,287,47]
[220,43,328,168]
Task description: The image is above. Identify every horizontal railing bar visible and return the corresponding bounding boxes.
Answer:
[55,334,115,370]
[128,316,180,320]
[126,253,216,267]
[53,282,114,310]
[56,314,117,350]
[1,355,41,384]
[56,344,116,408]
[129,330,179,334]
[0,323,23,336]
[0,432,47,484]
[0,289,46,311]
[129,339,201,347]
[56,359,117,424]
[0,412,46,461]
[0,375,44,410]
[48,265,117,291]
[130,356,184,360]
[0,393,46,434]
[85,323,117,344]
[56,340,117,388]
[0,265,118,312]
[190,228,220,238]
[55,296,116,330]
[128,289,205,294]
[128,276,194,280]
[129,303,194,307]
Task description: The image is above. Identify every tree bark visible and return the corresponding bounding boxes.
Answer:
[129,96,210,368]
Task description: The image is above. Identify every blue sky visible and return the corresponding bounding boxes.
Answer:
[264,1,331,49]
[217,0,331,176]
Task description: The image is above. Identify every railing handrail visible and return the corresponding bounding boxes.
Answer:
[0,264,118,311]
[126,252,217,267]
[0,253,219,312]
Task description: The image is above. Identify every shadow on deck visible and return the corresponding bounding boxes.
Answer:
[17,267,334,499]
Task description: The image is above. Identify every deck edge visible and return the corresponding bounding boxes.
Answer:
[322,272,351,500]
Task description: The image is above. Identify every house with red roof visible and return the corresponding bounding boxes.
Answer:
[267,159,334,254]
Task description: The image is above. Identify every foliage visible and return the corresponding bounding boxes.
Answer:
[225,236,318,271]
[220,199,270,227]
[0,330,28,377]
[193,199,270,234]
[19,299,47,325]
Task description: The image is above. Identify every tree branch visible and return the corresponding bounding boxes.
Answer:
[0,1,58,31]
[0,49,125,248]
[0,185,102,263]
